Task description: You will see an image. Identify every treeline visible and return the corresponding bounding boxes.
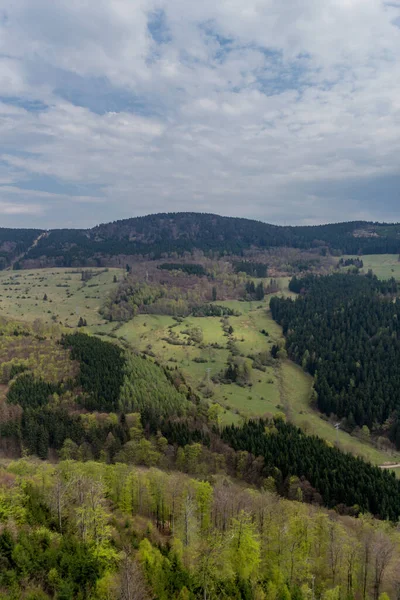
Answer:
[338,257,364,268]
[245,280,279,300]
[245,280,265,300]
[287,272,398,295]
[191,304,238,317]
[100,278,238,322]
[271,273,400,444]
[233,261,268,277]
[158,263,207,276]
[1,459,399,599]
[5,380,400,522]
[100,281,165,321]
[222,417,400,521]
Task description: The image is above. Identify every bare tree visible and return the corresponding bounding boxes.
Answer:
[372,531,394,600]
[327,519,344,586]
[119,552,150,600]
[359,519,374,600]
[50,472,73,533]
[212,480,234,532]
[183,489,195,547]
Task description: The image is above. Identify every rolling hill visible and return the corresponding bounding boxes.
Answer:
[4,213,400,269]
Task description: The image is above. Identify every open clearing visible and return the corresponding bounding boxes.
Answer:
[90,300,283,426]
[342,254,400,280]
[280,361,400,466]
[0,268,123,327]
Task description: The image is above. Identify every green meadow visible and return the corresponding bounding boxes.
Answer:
[0,268,123,327]
[4,266,394,468]
[342,254,400,280]
[90,300,283,426]
[90,297,400,466]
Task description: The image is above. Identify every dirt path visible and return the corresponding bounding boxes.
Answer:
[379,463,400,469]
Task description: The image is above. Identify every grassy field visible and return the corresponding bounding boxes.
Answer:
[341,254,400,280]
[90,300,283,426]
[4,266,390,467]
[279,361,400,466]
[89,297,400,466]
[0,268,123,327]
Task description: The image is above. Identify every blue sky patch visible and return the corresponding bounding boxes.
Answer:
[147,9,171,44]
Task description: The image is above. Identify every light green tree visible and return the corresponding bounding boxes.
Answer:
[229,511,260,580]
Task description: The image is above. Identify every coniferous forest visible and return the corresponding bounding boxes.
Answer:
[222,418,400,520]
[270,273,400,445]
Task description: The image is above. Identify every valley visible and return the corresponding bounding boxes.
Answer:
[90,294,400,467]
[1,214,400,599]
[0,251,398,467]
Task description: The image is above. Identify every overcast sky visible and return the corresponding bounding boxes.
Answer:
[1,0,400,229]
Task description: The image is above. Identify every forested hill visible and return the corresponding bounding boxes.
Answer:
[0,228,42,269]
[13,213,400,267]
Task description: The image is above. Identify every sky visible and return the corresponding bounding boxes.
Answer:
[1,0,400,229]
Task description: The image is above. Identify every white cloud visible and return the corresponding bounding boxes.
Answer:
[0,58,26,96]
[0,0,400,226]
[0,199,44,215]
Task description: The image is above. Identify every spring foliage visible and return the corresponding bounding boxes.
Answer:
[0,460,399,599]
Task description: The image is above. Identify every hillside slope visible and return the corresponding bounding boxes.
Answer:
[13,213,400,267]
[0,228,43,269]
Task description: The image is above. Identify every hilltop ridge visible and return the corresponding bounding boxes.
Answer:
[4,212,400,269]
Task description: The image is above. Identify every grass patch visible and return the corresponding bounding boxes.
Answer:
[0,268,122,327]
[341,254,400,280]
[90,301,282,425]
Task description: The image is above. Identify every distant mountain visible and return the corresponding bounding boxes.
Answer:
[6,213,400,268]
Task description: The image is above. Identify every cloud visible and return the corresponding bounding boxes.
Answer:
[0,0,400,227]
[0,197,44,216]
